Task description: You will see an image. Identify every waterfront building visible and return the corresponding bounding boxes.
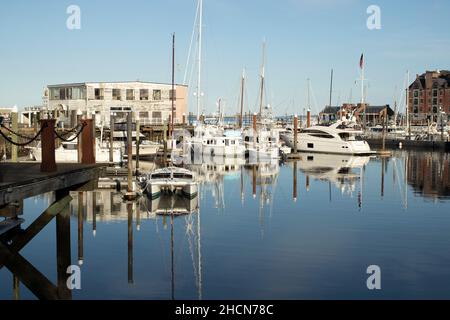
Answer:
[45,81,188,127]
[409,70,450,124]
[319,103,393,125]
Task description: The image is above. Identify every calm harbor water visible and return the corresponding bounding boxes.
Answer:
[1,149,450,300]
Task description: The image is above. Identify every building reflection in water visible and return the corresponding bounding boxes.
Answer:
[406,151,450,199]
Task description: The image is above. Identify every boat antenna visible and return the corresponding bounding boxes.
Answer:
[196,0,203,121]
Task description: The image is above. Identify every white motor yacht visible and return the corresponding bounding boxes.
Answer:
[281,120,374,155]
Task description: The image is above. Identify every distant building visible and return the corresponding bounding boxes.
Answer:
[46,81,188,127]
[320,103,393,126]
[409,70,450,124]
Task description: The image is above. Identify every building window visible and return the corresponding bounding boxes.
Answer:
[153,90,161,101]
[126,89,134,100]
[112,89,121,100]
[152,111,162,120]
[140,89,149,100]
[139,112,149,119]
[432,89,438,97]
[413,90,419,98]
[413,99,419,106]
[433,106,438,113]
[433,98,438,105]
[95,88,104,100]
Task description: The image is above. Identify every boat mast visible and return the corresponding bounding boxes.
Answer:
[406,70,410,137]
[307,78,311,111]
[329,69,333,109]
[239,69,245,129]
[259,41,266,118]
[171,33,175,149]
[196,0,203,121]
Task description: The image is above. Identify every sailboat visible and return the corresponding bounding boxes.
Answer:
[182,0,246,159]
[243,41,280,162]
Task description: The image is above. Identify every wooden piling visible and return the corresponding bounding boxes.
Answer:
[135,116,140,174]
[307,109,311,128]
[40,119,57,173]
[127,112,133,193]
[11,111,18,162]
[109,113,115,163]
[81,119,95,164]
[77,113,83,163]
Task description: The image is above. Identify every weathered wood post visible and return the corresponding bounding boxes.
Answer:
[109,113,115,163]
[127,112,133,193]
[40,119,57,172]
[135,114,140,174]
[77,111,83,163]
[307,109,311,128]
[293,114,298,154]
[81,119,95,164]
[11,108,18,162]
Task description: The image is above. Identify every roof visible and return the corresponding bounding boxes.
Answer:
[364,105,394,116]
[47,81,188,88]
[320,106,342,114]
[409,70,450,89]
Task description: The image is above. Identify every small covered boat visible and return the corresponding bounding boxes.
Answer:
[138,167,198,200]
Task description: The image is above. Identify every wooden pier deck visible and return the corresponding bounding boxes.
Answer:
[0,163,105,207]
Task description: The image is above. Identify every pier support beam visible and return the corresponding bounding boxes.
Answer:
[81,119,95,164]
[40,119,57,173]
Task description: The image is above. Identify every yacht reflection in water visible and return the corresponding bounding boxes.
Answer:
[294,153,371,198]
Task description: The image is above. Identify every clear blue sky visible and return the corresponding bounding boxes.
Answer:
[1,0,449,115]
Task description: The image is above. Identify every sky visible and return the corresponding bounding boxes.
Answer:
[0,0,449,115]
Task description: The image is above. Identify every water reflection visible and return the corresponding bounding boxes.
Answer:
[2,150,450,300]
[406,151,450,199]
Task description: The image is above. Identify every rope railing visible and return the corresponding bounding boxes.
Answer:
[0,123,48,147]
[53,122,86,142]
[0,121,87,146]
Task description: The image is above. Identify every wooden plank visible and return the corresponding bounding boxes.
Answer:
[0,163,103,206]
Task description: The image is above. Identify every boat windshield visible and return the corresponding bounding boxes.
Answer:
[151,173,171,179]
[173,173,193,179]
[339,133,364,141]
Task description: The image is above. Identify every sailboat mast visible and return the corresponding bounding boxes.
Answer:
[307,78,311,111]
[259,41,266,117]
[171,33,175,145]
[196,0,203,121]
[239,69,245,129]
[406,70,410,136]
[329,69,333,108]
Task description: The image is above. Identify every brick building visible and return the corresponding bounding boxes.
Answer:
[409,70,450,124]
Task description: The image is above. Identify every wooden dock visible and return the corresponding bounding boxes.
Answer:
[0,163,105,207]
[0,162,106,300]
